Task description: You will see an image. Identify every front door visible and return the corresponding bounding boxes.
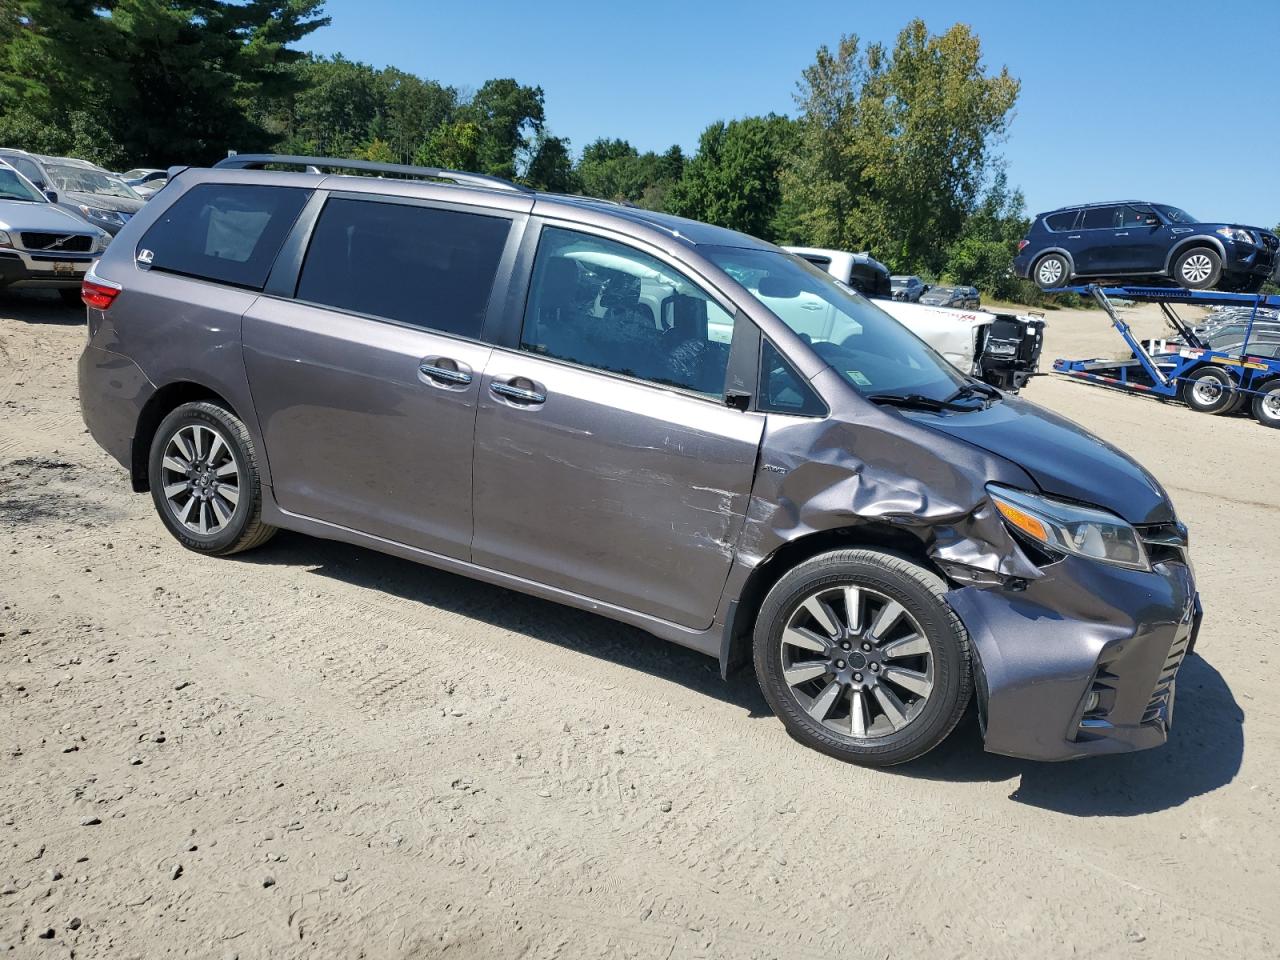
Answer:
[471,226,765,629]
[243,194,517,559]
[1110,204,1168,275]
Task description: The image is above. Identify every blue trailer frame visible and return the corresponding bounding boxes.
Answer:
[1049,284,1280,427]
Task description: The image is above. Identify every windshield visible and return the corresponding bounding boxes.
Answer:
[47,164,141,200]
[707,247,968,401]
[1155,205,1198,224]
[0,166,45,202]
[890,276,913,288]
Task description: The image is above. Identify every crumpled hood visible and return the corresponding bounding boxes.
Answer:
[910,395,1175,525]
[0,199,103,234]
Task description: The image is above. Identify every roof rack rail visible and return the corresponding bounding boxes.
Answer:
[212,154,533,194]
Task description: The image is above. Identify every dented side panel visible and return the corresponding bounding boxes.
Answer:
[471,348,765,630]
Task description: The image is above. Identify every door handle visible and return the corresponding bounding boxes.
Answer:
[490,381,546,405]
[1067,235,1081,240]
[419,360,473,385]
[1115,232,1129,236]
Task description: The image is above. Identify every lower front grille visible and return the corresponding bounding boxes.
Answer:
[1142,631,1190,724]
[20,232,93,253]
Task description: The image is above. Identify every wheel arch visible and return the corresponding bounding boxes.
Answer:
[719,522,940,679]
[1029,248,1075,283]
[1164,236,1226,273]
[131,381,240,492]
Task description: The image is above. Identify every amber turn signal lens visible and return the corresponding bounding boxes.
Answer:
[994,499,1048,543]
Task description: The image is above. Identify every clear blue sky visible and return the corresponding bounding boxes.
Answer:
[306,0,1279,227]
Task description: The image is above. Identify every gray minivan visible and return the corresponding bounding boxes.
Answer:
[78,155,1200,766]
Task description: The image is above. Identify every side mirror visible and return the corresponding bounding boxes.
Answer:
[43,189,58,203]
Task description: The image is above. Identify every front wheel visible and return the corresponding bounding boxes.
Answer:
[1252,380,1280,428]
[148,401,277,555]
[753,550,972,767]
[1180,366,1241,415]
[1173,247,1222,289]
[1033,253,1070,290]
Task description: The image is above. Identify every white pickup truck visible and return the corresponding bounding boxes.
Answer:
[786,246,1045,392]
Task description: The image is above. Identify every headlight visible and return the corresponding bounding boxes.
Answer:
[0,229,12,247]
[1216,227,1255,244]
[91,234,110,253]
[987,484,1149,570]
[77,204,124,225]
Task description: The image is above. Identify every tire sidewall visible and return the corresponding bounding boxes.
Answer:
[1181,366,1237,414]
[1253,380,1280,428]
[148,404,255,553]
[754,551,970,766]
[1174,247,1222,289]
[1034,253,1069,290]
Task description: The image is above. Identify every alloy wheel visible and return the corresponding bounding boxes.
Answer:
[1037,258,1063,285]
[1181,254,1214,285]
[159,423,241,536]
[779,584,934,738]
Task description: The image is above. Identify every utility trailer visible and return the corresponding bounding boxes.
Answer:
[1051,284,1280,429]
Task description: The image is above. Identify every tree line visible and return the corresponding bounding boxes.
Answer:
[0,2,1046,302]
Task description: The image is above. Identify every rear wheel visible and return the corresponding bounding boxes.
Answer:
[1252,379,1280,428]
[1173,247,1222,289]
[754,550,971,767]
[147,401,277,555]
[1180,366,1241,415]
[1033,253,1070,290]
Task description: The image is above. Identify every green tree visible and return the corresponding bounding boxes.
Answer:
[784,20,1019,274]
[415,78,544,180]
[666,114,798,240]
[575,138,682,207]
[524,133,577,192]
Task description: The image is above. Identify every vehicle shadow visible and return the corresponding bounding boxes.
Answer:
[0,288,84,324]
[242,531,773,717]
[899,654,1244,816]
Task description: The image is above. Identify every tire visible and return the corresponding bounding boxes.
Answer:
[1033,253,1070,290]
[1172,247,1222,289]
[1179,366,1242,415]
[58,287,82,307]
[1252,379,1280,428]
[147,401,277,555]
[753,549,972,767]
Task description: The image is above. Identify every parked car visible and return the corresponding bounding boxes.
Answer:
[795,247,1042,391]
[786,246,892,298]
[919,285,980,310]
[78,153,1199,766]
[890,274,928,302]
[0,149,145,234]
[0,160,110,303]
[120,168,168,200]
[1014,201,1280,292]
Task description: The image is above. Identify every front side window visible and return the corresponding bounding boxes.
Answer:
[1121,206,1159,228]
[520,227,735,397]
[0,166,45,202]
[1,154,45,188]
[139,183,311,290]
[759,339,825,416]
[707,247,967,403]
[296,198,511,338]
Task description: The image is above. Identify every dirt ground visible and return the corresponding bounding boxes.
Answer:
[1,291,1277,959]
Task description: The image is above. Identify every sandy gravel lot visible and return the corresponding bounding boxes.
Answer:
[1,291,1277,959]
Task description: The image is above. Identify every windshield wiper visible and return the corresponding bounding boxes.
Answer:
[946,381,1002,404]
[867,393,974,412]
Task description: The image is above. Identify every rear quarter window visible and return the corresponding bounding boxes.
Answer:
[1044,211,1079,231]
[138,183,311,290]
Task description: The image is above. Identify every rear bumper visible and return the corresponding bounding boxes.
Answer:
[0,249,93,288]
[78,344,154,472]
[947,555,1199,761]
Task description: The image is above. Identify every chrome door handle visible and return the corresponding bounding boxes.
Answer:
[1067,235,1081,239]
[1115,232,1129,236]
[491,381,546,405]
[419,362,472,385]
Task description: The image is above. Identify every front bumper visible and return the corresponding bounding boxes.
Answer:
[1223,240,1277,277]
[946,554,1199,761]
[0,248,93,288]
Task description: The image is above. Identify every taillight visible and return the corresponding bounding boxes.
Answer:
[1017,239,1030,252]
[81,276,121,310]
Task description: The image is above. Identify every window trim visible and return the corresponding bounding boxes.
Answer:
[756,335,829,418]
[500,218,756,406]
[1079,205,1121,231]
[266,189,527,344]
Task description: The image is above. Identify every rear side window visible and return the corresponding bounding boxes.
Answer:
[1044,210,1079,232]
[296,198,511,339]
[139,183,310,290]
[1081,206,1119,230]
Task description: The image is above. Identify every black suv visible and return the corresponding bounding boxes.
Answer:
[1014,201,1278,292]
